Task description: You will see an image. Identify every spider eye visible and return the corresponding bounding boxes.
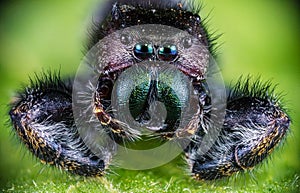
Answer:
[158,44,178,61]
[134,43,154,60]
[120,33,132,45]
[182,37,193,48]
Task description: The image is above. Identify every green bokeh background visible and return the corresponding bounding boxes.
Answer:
[0,0,299,192]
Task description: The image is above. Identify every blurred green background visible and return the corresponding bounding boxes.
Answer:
[0,0,299,192]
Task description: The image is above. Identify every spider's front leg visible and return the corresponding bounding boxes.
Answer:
[9,74,108,176]
[186,80,290,180]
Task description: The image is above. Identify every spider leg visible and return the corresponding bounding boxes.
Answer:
[186,80,290,180]
[9,74,109,176]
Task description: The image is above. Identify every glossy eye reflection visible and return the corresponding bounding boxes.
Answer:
[134,43,154,60]
[133,42,178,61]
[158,45,178,61]
[158,44,178,61]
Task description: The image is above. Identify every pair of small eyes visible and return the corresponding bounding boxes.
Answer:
[133,43,178,61]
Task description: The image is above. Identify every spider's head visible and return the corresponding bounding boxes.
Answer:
[76,0,215,140]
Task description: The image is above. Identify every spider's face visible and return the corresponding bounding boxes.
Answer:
[81,24,212,140]
[76,2,216,141]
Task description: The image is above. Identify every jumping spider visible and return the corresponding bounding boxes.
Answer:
[9,0,290,180]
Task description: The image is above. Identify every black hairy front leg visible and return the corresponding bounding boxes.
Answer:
[186,79,290,180]
[9,74,107,176]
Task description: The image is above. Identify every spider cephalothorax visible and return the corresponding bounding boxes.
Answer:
[9,0,290,180]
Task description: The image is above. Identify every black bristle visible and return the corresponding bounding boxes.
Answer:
[11,71,73,108]
[228,76,276,101]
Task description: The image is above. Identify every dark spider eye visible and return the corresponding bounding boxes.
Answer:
[133,43,154,60]
[158,44,178,61]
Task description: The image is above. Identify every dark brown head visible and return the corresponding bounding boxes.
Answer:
[79,0,217,139]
